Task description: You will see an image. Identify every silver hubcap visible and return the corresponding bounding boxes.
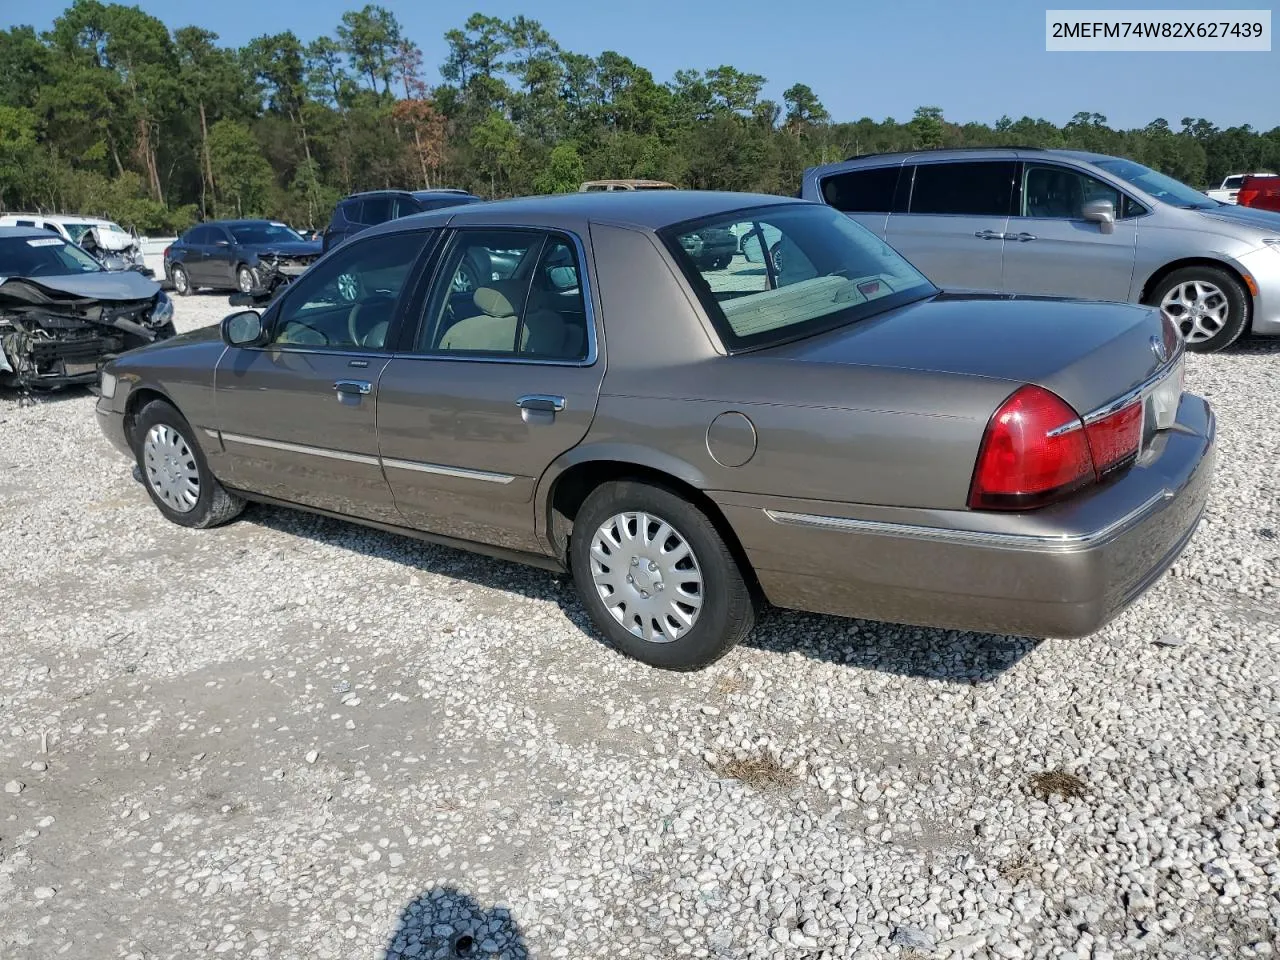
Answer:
[174,269,188,293]
[590,511,704,643]
[238,268,254,293]
[337,273,359,301]
[143,424,200,513]
[1160,280,1229,344]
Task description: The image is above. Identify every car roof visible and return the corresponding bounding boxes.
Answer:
[0,213,113,225]
[365,191,802,236]
[0,225,68,239]
[807,146,1124,175]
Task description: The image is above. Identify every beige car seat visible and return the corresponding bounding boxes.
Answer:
[440,283,581,358]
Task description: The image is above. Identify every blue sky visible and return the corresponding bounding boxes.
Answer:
[9,0,1278,130]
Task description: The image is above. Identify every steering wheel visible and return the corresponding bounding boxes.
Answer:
[347,292,396,348]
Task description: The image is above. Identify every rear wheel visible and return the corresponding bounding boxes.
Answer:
[569,480,756,670]
[1148,266,1249,353]
[171,264,192,296]
[134,399,244,529]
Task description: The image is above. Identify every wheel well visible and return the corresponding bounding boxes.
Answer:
[1140,258,1254,310]
[547,460,761,594]
[123,387,173,450]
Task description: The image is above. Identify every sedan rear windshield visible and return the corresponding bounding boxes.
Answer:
[0,236,103,278]
[660,203,935,351]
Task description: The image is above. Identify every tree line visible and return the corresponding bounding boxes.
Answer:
[2,1,1279,233]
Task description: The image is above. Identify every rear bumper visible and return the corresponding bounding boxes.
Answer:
[714,394,1215,639]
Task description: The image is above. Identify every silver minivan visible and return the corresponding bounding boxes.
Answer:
[800,147,1280,352]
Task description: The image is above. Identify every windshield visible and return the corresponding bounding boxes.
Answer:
[1093,158,1219,209]
[0,236,103,278]
[661,203,935,351]
[229,222,305,244]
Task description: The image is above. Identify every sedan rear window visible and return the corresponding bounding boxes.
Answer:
[661,203,935,351]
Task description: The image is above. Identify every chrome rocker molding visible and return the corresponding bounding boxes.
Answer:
[217,431,515,484]
[764,488,1175,553]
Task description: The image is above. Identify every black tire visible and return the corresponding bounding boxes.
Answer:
[1146,265,1250,354]
[171,264,192,296]
[133,399,244,529]
[569,480,756,670]
[236,265,256,294]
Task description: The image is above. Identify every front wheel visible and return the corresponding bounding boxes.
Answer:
[171,264,192,296]
[237,265,256,294]
[570,480,756,670]
[134,399,245,529]
[1148,266,1249,353]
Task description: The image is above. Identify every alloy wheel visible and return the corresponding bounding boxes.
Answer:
[1160,279,1229,345]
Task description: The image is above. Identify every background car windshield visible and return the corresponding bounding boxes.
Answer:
[0,236,103,277]
[1093,158,1217,209]
[230,223,304,244]
[663,204,934,350]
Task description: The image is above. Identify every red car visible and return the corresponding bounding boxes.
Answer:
[1237,175,1280,212]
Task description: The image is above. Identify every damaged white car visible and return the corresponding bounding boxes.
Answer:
[0,227,176,390]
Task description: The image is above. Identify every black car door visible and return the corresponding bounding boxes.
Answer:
[180,227,210,283]
[207,226,237,286]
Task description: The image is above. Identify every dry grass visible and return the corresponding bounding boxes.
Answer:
[999,853,1039,884]
[712,673,744,697]
[711,750,799,790]
[1029,769,1089,801]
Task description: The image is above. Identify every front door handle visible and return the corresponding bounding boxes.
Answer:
[1010,232,1037,242]
[516,394,566,413]
[334,379,372,396]
[974,229,1002,240]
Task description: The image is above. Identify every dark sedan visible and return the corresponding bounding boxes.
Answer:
[97,192,1213,671]
[164,220,323,297]
[323,189,484,252]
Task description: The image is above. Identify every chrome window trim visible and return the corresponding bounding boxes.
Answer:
[217,431,515,484]
[381,458,515,484]
[401,224,600,368]
[764,488,1173,553]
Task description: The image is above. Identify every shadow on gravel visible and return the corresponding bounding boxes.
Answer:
[246,504,1036,683]
[0,385,94,406]
[384,887,528,959]
[1225,335,1280,357]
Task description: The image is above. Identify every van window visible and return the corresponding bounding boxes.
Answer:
[360,196,394,224]
[820,167,903,213]
[909,161,1016,216]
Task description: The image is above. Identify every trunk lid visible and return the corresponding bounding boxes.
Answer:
[764,292,1169,417]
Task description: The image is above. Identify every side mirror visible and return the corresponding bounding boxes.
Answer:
[221,310,265,347]
[1082,199,1116,234]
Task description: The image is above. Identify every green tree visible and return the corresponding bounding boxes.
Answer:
[533,142,584,194]
[207,118,273,216]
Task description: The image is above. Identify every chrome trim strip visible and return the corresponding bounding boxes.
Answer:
[381,457,515,484]
[220,432,381,466]
[202,428,221,440]
[764,489,1173,552]
[1046,345,1184,438]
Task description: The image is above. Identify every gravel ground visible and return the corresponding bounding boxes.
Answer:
[1,291,1278,960]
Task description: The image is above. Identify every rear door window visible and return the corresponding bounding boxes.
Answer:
[819,167,903,213]
[909,161,1016,216]
[360,196,394,225]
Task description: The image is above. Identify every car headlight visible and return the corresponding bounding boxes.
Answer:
[152,290,174,325]
[100,369,117,399]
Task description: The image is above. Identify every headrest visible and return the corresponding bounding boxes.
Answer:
[474,285,517,318]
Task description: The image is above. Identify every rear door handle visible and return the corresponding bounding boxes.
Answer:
[1011,232,1037,242]
[516,394,566,412]
[334,379,372,396]
[974,230,1002,240]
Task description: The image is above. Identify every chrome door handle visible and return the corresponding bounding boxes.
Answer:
[334,379,372,395]
[516,394,566,412]
[974,230,1002,240]
[1011,232,1037,242]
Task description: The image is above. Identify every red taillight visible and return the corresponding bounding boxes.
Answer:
[1084,400,1143,475]
[1160,310,1180,358]
[162,245,171,260]
[968,385,1094,510]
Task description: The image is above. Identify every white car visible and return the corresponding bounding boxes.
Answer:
[0,213,150,273]
[1205,173,1276,204]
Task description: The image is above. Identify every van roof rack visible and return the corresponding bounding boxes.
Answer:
[842,145,1046,162]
